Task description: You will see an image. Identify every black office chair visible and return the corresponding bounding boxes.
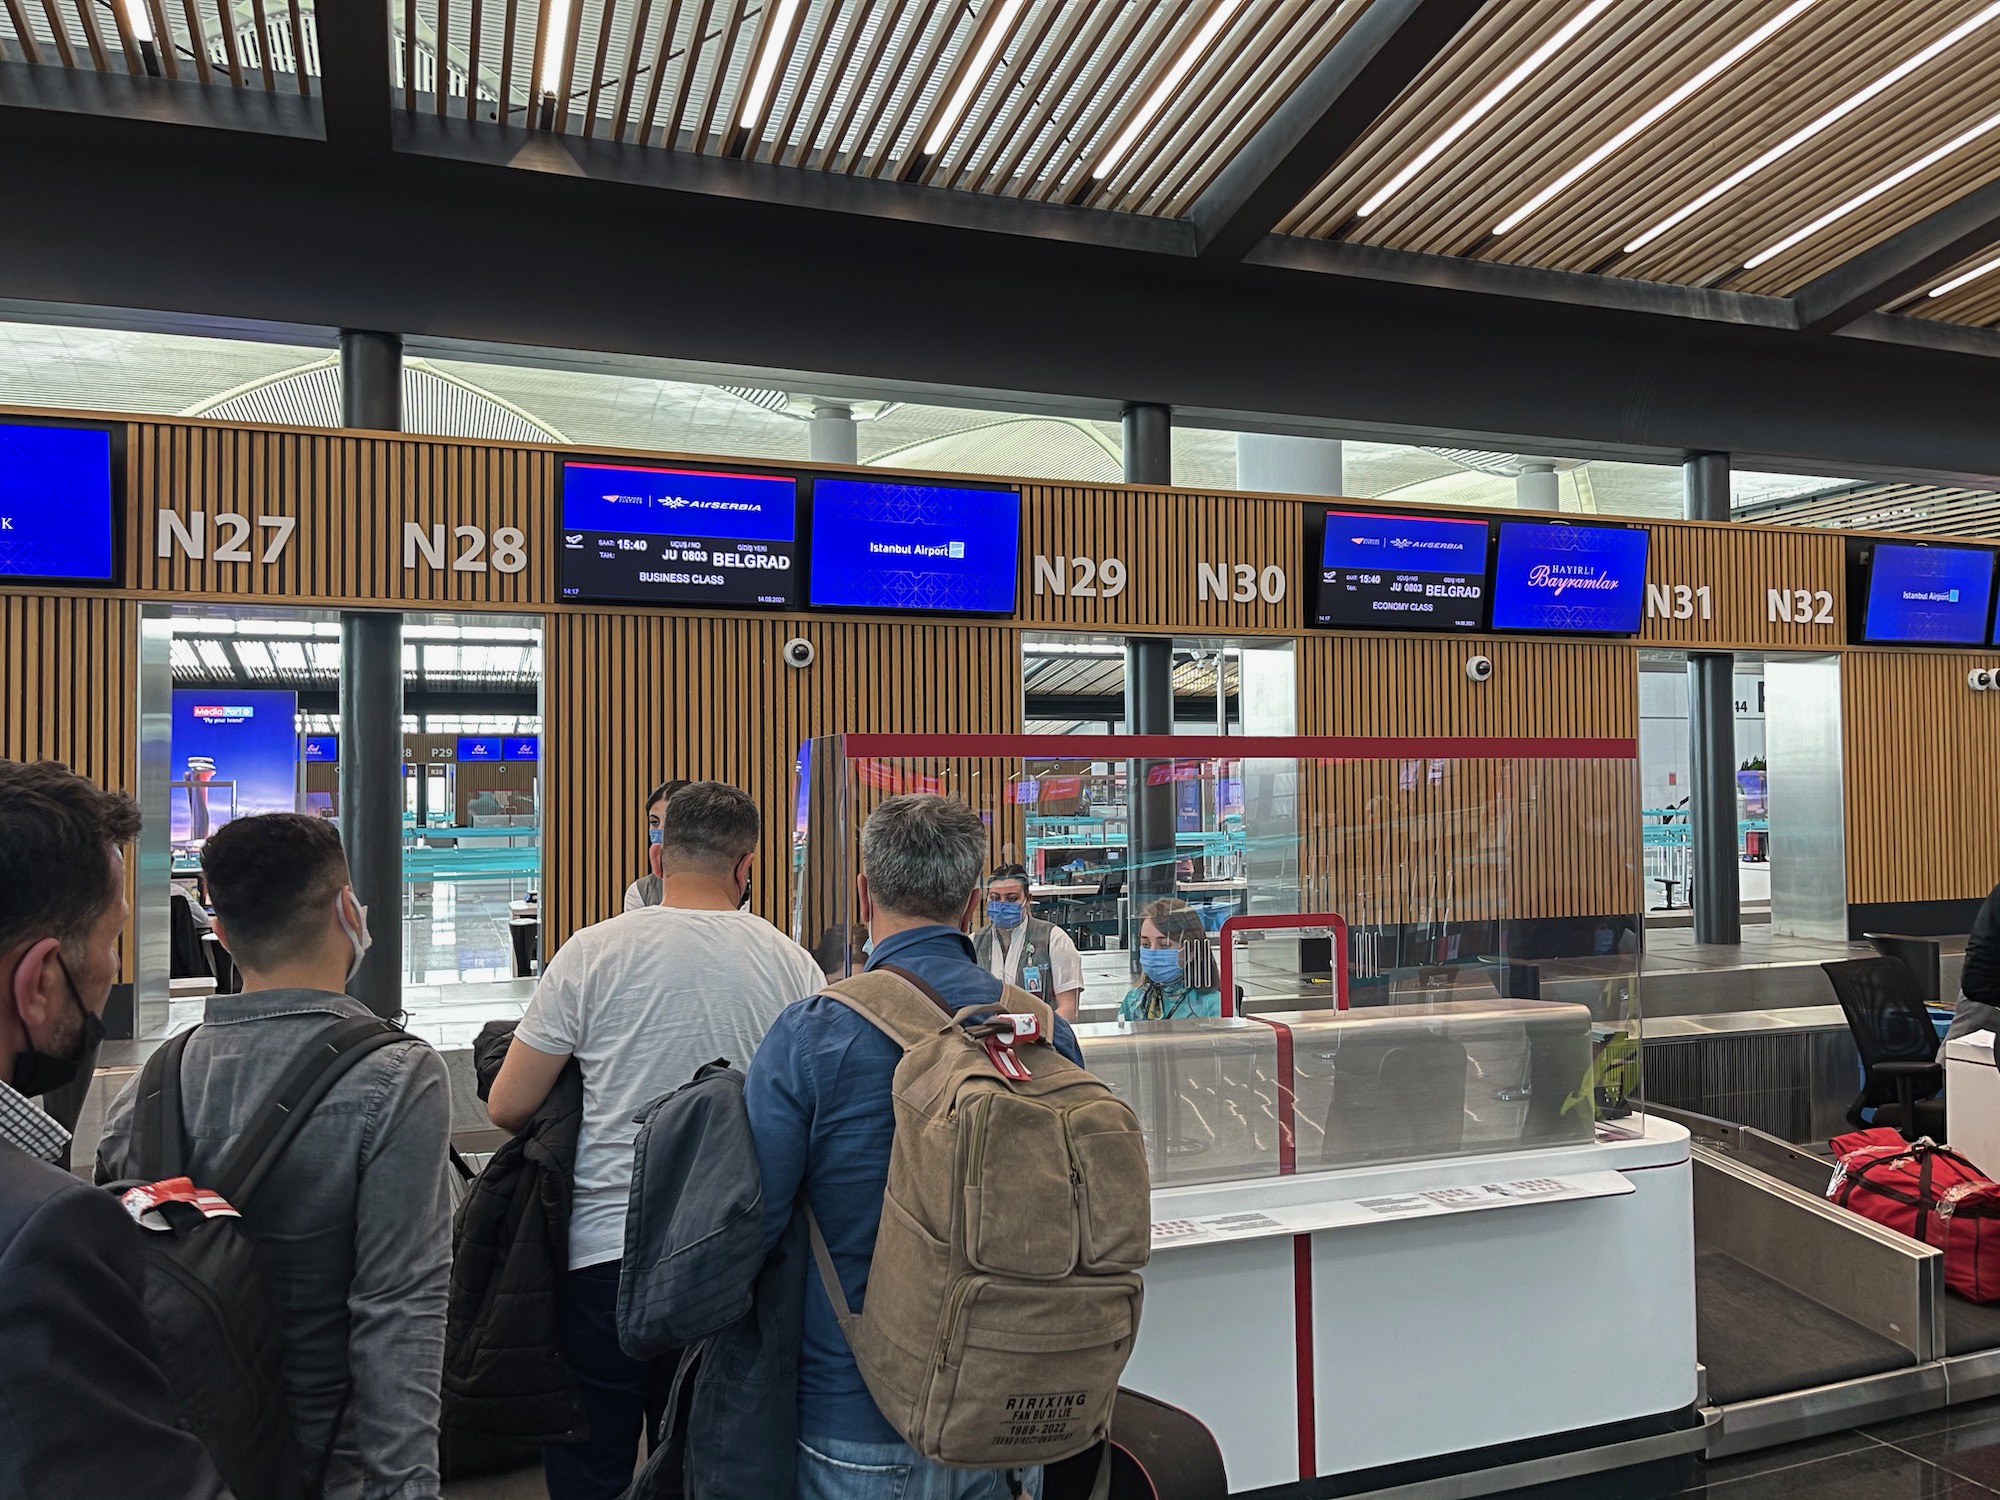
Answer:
[1823,957,1945,1140]
[169,888,213,981]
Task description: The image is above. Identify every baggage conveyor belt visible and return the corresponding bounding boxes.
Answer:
[1660,1105,2000,1457]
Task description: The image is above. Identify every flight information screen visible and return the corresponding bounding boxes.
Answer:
[0,421,114,583]
[1314,509,1490,630]
[1490,521,1650,634]
[808,479,1021,614]
[1861,542,1995,645]
[558,461,799,608]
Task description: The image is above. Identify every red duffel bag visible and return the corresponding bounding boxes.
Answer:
[1828,1127,2000,1302]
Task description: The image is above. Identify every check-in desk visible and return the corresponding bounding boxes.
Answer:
[1076,1002,1698,1494]
[1947,1030,2000,1176]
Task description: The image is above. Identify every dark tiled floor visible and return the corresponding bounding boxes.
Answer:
[1664,1398,2000,1496]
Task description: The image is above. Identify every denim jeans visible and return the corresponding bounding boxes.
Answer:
[797,1436,1043,1500]
[546,1260,678,1500]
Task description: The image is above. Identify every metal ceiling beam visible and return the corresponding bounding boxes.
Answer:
[12,106,2000,480]
[1188,0,1489,263]
[1793,176,2000,334]
[315,0,393,152]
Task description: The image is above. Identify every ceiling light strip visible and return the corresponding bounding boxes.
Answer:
[1093,0,1249,181]
[739,0,805,130]
[1358,0,1618,220]
[924,0,1029,156]
[1744,105,2000,270]
[1493,0,1821,237]
[538,0,572,95]
[1624,1,2000,255]
[1930,251,2000,300]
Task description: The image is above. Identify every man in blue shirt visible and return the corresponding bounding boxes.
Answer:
[746,794,1084,1500]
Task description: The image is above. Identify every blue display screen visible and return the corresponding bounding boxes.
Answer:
[503,736,539,762]
[170,689,300,846]
[0,422,114,582]
[1490,521,1650,634]
[809,479,1021,614]
[559,461,799,608]
[1863,543,1995,645]
[457,736,503,763]
[1316,510,1489,630]
[302,735,338,763]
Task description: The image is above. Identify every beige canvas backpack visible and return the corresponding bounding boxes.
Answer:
[805,967,1150,1469]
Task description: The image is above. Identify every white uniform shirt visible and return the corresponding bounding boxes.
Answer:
[514,904,824,1268]
[985,920,1084,999]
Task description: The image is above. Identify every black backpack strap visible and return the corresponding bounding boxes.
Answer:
[213,1016,409,1208]
[133,1027,200,1181]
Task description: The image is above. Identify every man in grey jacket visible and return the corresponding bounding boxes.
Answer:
[100,812,453,1500]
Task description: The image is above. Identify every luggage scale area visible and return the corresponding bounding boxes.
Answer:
[1662,1104,2000,1462]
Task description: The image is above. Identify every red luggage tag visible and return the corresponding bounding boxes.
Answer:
[983,1036,1033,1080]
[120,1177,241,1231]
[995,1012,1042,1045]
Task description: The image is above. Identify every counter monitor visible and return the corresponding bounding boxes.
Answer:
[808,478,1021,615]
[0,420,115,584]
[1313,509,1490,631]
[1857,541,1997,645]
[559,460,799,609]
[503,736,540,762]
[456,736,502,763]
[1489,520,1649,635]
[302,735,338,763]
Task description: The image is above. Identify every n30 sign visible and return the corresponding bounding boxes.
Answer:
[156,509,528,575]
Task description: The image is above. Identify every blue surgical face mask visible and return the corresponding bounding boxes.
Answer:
[648,827,663,846]
[987,899,1025,930]
[1140,947,1183,985]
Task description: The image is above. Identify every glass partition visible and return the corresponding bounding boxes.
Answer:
[791,733,1643,1183]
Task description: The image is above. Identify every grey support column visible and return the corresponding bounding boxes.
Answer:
[1684,451,1740,945]
[338,331,405,1017]
[808,400,859,464]
[1122,403,1171,486]
[1515,459,1559,511]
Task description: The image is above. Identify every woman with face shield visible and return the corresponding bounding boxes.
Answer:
[1119,897,1222,1021]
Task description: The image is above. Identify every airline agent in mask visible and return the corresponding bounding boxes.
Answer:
[972,863,1084,1021]
[621,778,689,913]
[1120,897,1223,1021]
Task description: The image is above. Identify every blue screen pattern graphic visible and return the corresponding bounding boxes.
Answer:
[1864,543,1994,645]
[0,422,113,582]
[1490,522,1649,633]
[809,479,1021,613]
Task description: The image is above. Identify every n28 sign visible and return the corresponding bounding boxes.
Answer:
[156,509,528,575]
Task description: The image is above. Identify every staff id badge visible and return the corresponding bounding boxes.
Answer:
[1023,964,1044,994]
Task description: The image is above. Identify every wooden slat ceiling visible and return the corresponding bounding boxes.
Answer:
[407,0,1368,213]
[1280,0,2000,299]
[1737,479,2000,539]
[1892,240,2000,326]
[0,0,318,91]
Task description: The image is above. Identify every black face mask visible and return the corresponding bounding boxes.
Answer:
[12,952,104,1099]
[738,877,754,912]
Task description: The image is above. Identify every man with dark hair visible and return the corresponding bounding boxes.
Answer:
[745,794,1086,1500]
[98,811,454,1500]
[490,780,821,1500]
[622,777,691,912]
[0,758,228,1500]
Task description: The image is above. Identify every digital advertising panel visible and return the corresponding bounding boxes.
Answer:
[169,688,300,846]
[457,736,503,763]
[1858,542,1997,645]
[1489,521,1650,635]
[0,420,115,584]
[558,460,799,608]
[808,478,1021,614]
[1313,508,1490,630]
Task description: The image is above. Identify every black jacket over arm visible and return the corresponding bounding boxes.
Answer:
[0,1143,229,1500]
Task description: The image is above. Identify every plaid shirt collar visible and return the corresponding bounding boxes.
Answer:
[0,1076,72,1165]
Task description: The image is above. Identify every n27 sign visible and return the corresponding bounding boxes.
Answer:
[157,509,527,574]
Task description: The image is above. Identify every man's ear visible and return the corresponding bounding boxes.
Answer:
[856,875,874,927]
[9,938,64,1032]
[958,888,981,933]
[209,913,236,957]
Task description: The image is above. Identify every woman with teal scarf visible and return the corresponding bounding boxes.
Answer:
[1119,896,1223,1021]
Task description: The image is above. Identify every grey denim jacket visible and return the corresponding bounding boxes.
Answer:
[98,989,454,1500]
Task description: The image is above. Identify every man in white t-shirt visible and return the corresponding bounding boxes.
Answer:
[487,781,822,1500]
[970,863,1084,1021]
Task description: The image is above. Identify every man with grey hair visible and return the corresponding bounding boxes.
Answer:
[745,793,1085,1500]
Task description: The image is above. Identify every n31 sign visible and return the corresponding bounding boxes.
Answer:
[156,509,528,574]
[1645,581,1835,624]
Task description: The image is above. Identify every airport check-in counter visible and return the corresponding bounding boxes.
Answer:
[1077,1001,1701,1494]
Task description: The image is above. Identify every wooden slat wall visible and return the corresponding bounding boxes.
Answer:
[1298,634,1640,921]
[1844,649,2000,905]
[1018,483,1301,633]
[543,612,1024,950]
[0,592,140,976]
[130,423,552,606]
[1640,521,1845,649]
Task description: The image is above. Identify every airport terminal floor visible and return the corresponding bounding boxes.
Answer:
[22,3,2000,1498]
